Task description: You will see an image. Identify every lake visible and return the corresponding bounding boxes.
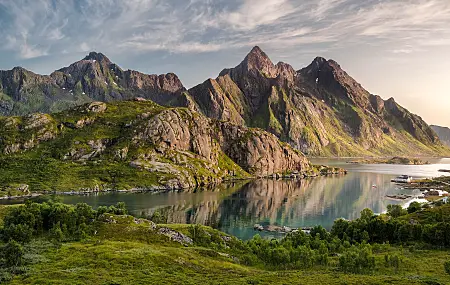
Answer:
[55,158,450,240]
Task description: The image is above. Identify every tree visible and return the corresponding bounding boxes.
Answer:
[3,240,24,267]
[407,201,422,214]
[339,244,375,273]
[2,224,33,243]
[150,211,167,224]
[310,225,328,241]
[49,222,64,243]
[360,208,374,223]
[387,204,407,218]
[331,218,349,239]
[114,202,127,215]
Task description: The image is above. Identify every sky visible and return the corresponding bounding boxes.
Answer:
[0,0,449,127]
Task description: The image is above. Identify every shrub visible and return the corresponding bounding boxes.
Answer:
[150,211,167,224]
[444,260,450,275]
[49,222,64,243]
[2,224,33,243]
[385,253,402,272]
[3,240,24,267]
[338,244,375,273]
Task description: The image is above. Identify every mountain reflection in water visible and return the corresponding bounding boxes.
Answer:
[60,171,414,240]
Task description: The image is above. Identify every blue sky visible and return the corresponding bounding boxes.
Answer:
[1,0,450,126]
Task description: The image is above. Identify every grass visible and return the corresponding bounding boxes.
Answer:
[6,226,450,285]
[3,202,450,284]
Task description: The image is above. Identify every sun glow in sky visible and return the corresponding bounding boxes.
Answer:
[0,0,449,126]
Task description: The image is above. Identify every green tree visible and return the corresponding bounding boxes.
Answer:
[387,204,407,218]
[407,201,422,214]
[360,208,374,223]
[150,211,167,224]
[2,224,33,243]
[49,222,64,243]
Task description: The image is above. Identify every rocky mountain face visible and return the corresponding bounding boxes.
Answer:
[0,52,192,116]
[431,125,450,146]
[0,100,310,192]
[188,46,448,156]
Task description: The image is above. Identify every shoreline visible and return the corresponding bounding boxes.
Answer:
[0,170,347,202]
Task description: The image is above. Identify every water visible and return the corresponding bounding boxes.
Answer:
[54,158,450,240]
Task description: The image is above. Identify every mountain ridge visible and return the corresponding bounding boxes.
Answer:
[188,47,447,156]
[0,47,448,157]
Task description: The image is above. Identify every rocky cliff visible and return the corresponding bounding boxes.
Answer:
[0,100,310,192]
[431,125,450,146]
[188,46,449,157]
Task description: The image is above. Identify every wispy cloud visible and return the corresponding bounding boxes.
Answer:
[1,0,450,60]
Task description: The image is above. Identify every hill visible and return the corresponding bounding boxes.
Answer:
[0,100,310,194]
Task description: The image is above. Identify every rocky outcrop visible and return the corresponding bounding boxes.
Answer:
[216,122,309,176]
[158,227,193,246]
[132,108,310,178]
[0,113,57,154]
[431,125,450,146]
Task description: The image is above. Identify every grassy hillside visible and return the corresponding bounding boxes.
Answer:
[0,100,254,194]
[1,200,450,284]
[7,237,450,285]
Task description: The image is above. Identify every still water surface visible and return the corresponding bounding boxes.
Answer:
[59,158,450,240]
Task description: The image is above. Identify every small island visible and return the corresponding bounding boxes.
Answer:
[347,156,430,165]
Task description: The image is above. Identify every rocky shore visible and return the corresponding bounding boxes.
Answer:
[347,157,430,165]
[0,167,348,201]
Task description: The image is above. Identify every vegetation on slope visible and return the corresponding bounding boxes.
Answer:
[0,100,255,194]
[0,199,449,284]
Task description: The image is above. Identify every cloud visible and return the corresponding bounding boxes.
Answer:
[221,0,297,31]
[1,0,450,61]
[392,49,414,54]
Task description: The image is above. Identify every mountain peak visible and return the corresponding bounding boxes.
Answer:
[83,52,111,64]
[241,46,276,77]
[248,45,264,55]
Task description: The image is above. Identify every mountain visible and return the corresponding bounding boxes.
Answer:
[431,125,450,146]
[188,46,448,156]
[0,48,448,157]
[0,52,194,116]
[0,100,310,192]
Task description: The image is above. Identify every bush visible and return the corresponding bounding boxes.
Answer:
[0,201,129,242]
[384,253,402,272]
[338,244,375,273]
[444,260,450,275]
[150,211,167,224]
[3,240,24,267]
[2,224,33,243]
[49,222,64,243]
